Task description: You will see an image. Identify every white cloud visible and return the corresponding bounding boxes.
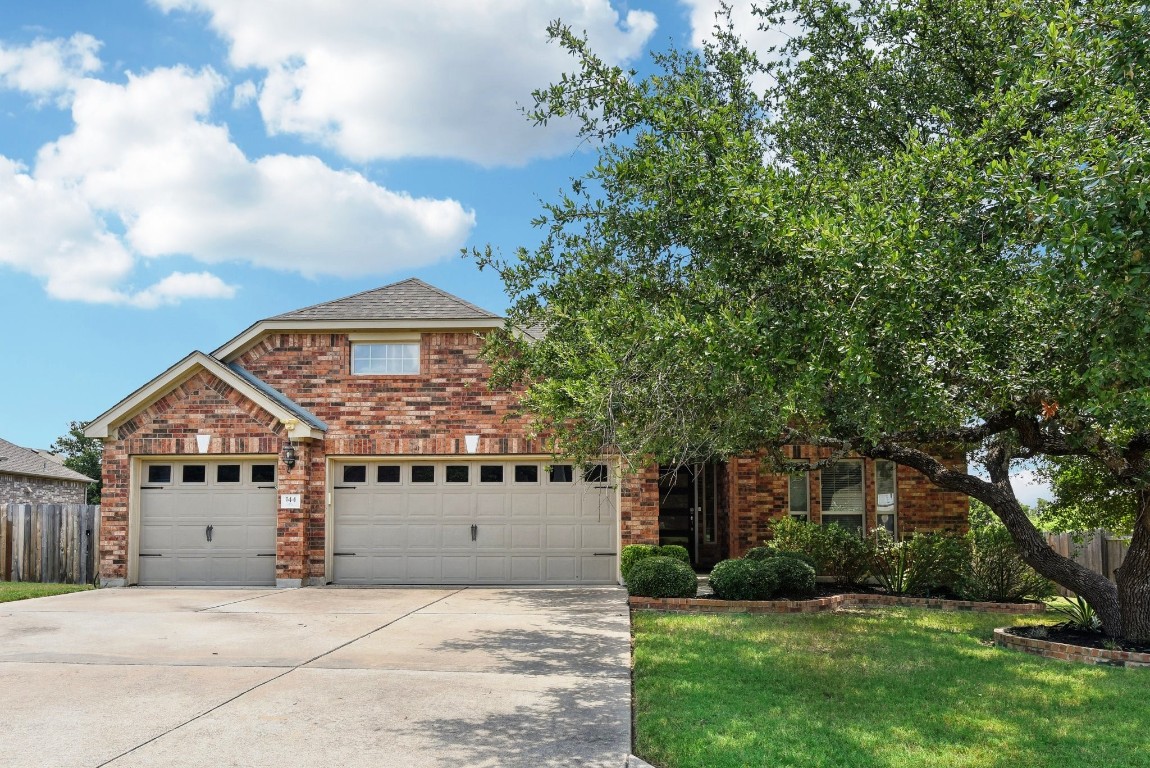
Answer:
[129,272,237,308]
[0,34,102,101]
[152,0,658,166]
[0,59,476,306]
[681,0,801,89]
[1010,468,1053,508]
[232,79,257,108]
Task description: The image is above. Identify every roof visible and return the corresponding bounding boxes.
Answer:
[84,352,327,441]
[269,278,500,322]
[0,437,95,483]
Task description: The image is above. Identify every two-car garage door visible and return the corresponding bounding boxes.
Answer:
[331,459,618,585]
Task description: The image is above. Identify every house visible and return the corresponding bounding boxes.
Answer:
[85,278,968,587]
[0,437,95,505]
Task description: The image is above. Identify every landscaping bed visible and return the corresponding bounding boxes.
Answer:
[630,592,1046,615]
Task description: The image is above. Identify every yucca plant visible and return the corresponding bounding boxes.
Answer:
[1050,595,1102,632]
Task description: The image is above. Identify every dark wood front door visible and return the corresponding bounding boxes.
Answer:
[658,463,724,568]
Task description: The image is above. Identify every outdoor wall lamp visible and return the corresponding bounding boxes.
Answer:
[281,418,299,470]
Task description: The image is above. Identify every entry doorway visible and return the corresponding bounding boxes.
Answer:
[658,463,725,568]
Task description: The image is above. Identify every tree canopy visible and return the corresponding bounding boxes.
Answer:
[51,421,102,505]
[474,0,1150,637]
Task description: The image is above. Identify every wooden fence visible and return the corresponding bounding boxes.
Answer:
[1045,528,1130,596]
[1,504,100,584]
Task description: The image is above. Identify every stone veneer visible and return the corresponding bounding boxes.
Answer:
[0,473,88,505]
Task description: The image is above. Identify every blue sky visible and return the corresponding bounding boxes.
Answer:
[0,1,720,449]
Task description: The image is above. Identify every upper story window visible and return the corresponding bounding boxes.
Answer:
[351,342,419,375]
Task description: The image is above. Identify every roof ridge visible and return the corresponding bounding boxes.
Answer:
[267,277,422,320]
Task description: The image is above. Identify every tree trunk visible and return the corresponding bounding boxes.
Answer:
[1116,490,1150,642]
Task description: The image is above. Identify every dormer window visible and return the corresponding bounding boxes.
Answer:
[351,342,419,375]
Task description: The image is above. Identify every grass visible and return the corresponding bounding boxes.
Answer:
[633,607,1150,768]
[0,581,92,603]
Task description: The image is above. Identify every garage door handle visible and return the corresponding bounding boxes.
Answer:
[257,485,276,489]
[205,525,213,542]
[257,553,276,557]
[140,486,166,490]
[593,552,617,556]
[471,524,477,541]
[334,552,357,556]
[333,485,357,490]
[139,553,163,557]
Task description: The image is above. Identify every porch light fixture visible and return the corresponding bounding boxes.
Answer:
[464,434,480,454]
[195,434,211,454]
[281,418,299,470]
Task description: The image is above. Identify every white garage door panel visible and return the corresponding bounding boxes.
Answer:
[138,459,277,587]
[332,459,617,585]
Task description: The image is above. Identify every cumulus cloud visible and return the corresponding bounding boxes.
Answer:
[152,0,658,166]
[0,56,475,306]
[682,0,801,88]
[0,33,102,102]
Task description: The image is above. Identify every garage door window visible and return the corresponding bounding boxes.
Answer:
[584,464,609,484]
[412,465,435,483]
[549,465,574,483]
[377,465,400,483]
[480,465,504,483]
[217,465,241,483]
[343,465,367,483]
[446,465,470,483]
[251,465,276,483]
[182,465,206,483]
[147,465,172,484]
[514,465,539,483]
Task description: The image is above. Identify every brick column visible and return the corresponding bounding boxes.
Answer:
[275,439,311,587]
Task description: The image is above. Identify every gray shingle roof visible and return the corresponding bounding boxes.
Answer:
[0,437,96,483]
[268,278,500,321]
[226,363,328,432]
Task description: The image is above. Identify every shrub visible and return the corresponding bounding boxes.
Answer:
[959,524,1054,602]
[818,523,872,586]
[658,544,691,567]
[767,517,822,556]
[1051,595,1103,632]
[746,545,818,572]
[870,531,970,596]
[621,545,660,582]
[626,556,698,598]
[708,559,779,601]
[761,556,817,599]
[621,544,692,582]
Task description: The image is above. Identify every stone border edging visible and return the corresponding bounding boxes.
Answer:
[993,627,1150,667]
[628,593,1046,615]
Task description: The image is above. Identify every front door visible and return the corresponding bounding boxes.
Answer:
[658,463,724,568]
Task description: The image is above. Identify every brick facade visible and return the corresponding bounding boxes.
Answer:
[0,473,88,505]
[98,328,970,584]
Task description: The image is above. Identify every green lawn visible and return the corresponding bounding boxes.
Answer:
[633,608,1150,768]
[0,581,92,603]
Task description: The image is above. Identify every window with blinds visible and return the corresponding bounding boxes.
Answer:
[821,460,864,534]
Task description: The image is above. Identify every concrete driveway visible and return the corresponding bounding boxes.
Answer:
[0,586,632,768]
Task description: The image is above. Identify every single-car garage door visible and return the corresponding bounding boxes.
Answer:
[138,459,278,586]
[331,459,618,584]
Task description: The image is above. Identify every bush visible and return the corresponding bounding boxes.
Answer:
[761,556,817,599]
[746,545,818,572]
[626,556,698,598]
[870,531,969,596]
[818,524,872,586]
[658,544,691,567]
[708,559,780,601]
[621,544,659,582]
[767,517,822,557]
[959,524,1054,602]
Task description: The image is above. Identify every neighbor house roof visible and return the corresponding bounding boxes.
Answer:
[0,437,95,483]
[213,278,504,360]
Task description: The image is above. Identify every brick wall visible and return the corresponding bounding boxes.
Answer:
[0,473,88,505]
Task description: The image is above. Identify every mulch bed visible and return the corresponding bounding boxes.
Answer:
[1007,624,1150,654]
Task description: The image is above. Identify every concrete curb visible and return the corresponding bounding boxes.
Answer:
[626,755,658,768]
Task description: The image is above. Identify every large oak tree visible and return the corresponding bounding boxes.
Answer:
[474,0,1150,638]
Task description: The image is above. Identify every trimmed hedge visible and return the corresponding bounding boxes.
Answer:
[621,543,693,582]
[626,556,698,598]
[746,546,818,572]
[708,559,779,601]
[762,556,817,599]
